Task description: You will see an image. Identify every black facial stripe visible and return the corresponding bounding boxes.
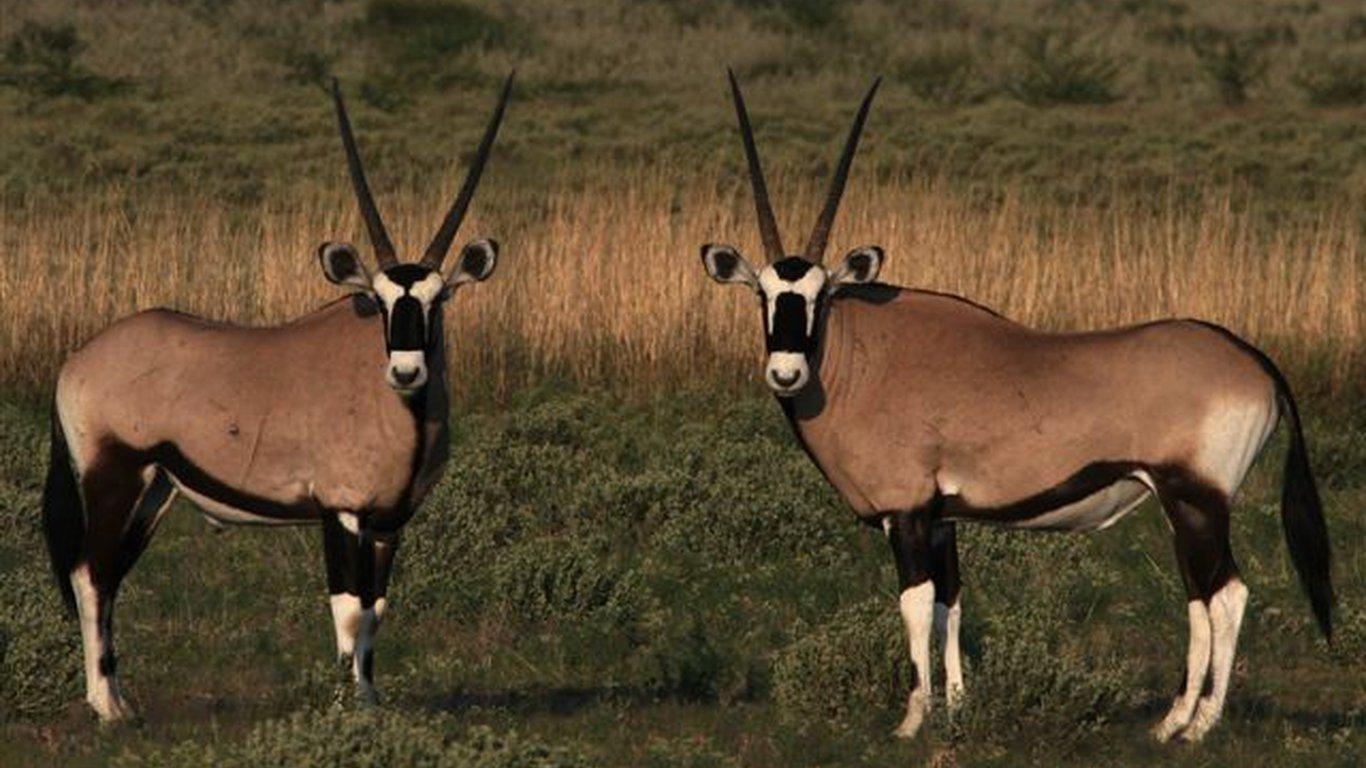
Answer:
[773,257,813,280]
[388,295,426,351]
[768,292,810,352]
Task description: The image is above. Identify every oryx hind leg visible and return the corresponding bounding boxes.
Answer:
[73,456,176,723]
[929,521,964,712]
[1153,484,1244,743]
[886,507,937,739]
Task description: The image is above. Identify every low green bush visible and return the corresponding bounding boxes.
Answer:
[493,536,644,626]
[0,21,126,101]
[952,597,1140,744]
[1189,27,1273,105]
[771,595,908,728]
[1295,52,1366,106]
[1004,30,1122,106]
[0,562,81,721]
[113,709,589,768]
[898,43,983,105]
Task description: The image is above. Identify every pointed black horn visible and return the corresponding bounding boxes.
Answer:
[422,71,515,270]
[727,68,785,262]
[803,76,881,264]
[331,78,397,268]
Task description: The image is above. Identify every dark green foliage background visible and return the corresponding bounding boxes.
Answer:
[0,0,1363,210]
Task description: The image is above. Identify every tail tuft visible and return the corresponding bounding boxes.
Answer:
[42,405,83,618]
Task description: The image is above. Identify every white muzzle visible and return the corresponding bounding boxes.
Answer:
[385,350,428,393]
[765,352,809,396]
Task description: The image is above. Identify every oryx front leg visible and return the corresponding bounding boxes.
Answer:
[323,512,381,705]
[887,510,936,739]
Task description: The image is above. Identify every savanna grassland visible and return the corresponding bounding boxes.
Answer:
[0,1,1363,766]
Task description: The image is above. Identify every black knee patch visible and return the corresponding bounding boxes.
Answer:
[1200,673,1214,698]
[98,651,117,677]
[907,659,919,692]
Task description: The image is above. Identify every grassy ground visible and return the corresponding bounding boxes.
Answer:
[0,389,1362,767]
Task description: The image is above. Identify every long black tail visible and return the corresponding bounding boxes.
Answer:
[1275,381,1334,640]
[1193,320,1335,641]
[41,404,83,617]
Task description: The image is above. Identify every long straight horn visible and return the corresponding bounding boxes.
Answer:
[331,79,397,268]
[727,68,785,262]
[802,77,881,263]
[422,71,515,270]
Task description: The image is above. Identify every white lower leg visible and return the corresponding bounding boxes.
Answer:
[1184,580,1247,741]
[329,592,363,660]
[894,581,935,738]
[71,565,131,721]
[935,600,964,711]
[1153,599,1212,742]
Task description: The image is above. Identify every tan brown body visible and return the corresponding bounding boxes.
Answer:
[791,286,1277,528]
[56,297,449,532]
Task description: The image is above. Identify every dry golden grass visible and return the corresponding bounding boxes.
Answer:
[0,168,1360,403]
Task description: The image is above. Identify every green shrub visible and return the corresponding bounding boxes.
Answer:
[364,0,508,74]
[112,709,589,768]
[0,397,48,541]
[1294,53,1366,107]
[1189,28,1271,106]
[633,598,763,703]
[1329,603,1366,664]
[642,735,740,768]
[1004,30,1121,106]
[0,562,82,721]
[0,21,126,100]
[493,536,644,626]
[771,595,908,728]
[952,597,1140,744]
[898,43,983,105]
[734,0,843,32]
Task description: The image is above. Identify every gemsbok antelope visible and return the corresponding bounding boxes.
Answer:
[700,71,1333,742]
[40,75,513,721]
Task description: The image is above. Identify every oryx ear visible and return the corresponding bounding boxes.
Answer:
[447,238,499,287]
[701,244,759,289]
[318,241,372,290]
[827,246,883,292]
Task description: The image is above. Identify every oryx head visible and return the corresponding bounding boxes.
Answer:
[701,70,884,397]
[319,75,512,395]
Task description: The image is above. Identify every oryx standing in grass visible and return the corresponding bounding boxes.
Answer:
[700,70,1333,742]
[41,75,513,721]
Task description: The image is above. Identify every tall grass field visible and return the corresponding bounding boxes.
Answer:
[0,0,1363,766]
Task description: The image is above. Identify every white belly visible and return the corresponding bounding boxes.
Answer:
[1004,475,1154,532]
[166,472,315,527]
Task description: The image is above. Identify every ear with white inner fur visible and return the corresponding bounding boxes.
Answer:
[447,239,499,287]
[319,241,372,291]
[701,244,759,290]
[827,245,883,293]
